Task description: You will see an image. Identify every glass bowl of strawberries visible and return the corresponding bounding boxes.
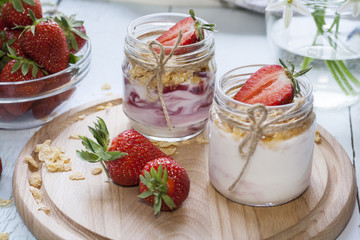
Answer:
[0,1,90,129]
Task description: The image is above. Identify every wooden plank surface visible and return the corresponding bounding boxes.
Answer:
[12,98,356,240]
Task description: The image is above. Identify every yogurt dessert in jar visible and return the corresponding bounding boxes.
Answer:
[209,63,316,206]
[122,11,216,141]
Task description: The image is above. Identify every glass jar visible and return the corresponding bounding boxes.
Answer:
[209,65,316,206]
[266,0,360,109]
[122,13,216,141]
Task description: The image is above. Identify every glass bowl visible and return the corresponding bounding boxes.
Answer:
[0,41,91,130]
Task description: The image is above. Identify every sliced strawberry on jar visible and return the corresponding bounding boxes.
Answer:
[19,11,69,74]
[138,157,190,215]
[234,60,311,106]
[77,118,168,186]
[156,9,215,54]
[2,0,42,28]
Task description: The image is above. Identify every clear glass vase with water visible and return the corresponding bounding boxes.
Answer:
[266,0,360,109]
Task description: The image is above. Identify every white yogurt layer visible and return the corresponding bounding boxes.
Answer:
[209,120,316,206]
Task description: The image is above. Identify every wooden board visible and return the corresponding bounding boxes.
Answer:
[13,97,357,240]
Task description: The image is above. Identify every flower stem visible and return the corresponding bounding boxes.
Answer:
[336,60,360,88]
[325,60,350,95]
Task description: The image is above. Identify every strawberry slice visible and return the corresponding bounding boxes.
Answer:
[234,65,294,106]
[234,61,311,106]
[156,9,215,54]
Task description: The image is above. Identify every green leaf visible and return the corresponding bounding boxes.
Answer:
[6,44,17,57]
[31,64,39,78]
[22,0,35,6]
[11,60,22,74]
[30,25,36,35]
[72,28,88,40]
[12,0,24,13]
[0,51,7,58]
[107,151,127,161]
[138,191,153,199]
[189,9,196,20]
[28,9,36,23]
[21,61,29,76]
[69,52,80,64]
[161,195,176,210]
[157,164,163,179]
[154,195,162,215]
[70,33,79,51]
[294,67,312,77]
[76,150,100,163]
[140,174,153,190]
[150,166,157,178]
[162,167,168,185]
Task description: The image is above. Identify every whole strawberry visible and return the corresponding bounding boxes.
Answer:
[20,13,69,74]
[0,58,45,115]
[234,59,311,106]
[77,117,168,186]
[54,14,88,54]
[2,0,42,28]
[138,157,190,215]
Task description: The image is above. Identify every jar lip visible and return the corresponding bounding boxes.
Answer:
[127,12,214,50]
[217,64,313,111]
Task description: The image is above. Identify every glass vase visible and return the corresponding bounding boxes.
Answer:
[266,0,360,109]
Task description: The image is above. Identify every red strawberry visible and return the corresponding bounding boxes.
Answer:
[139,157,190,215]
[20,18,69,73]
[0,105,17,121]
[32,87,75,119]
[2,0,42,28]
[234,60,311,106]
[4,28,25,57]
[0,60,45,97]
[77,118,168,186]
[40,72,72,93]
[0,19,5,32]
[156,9,215,54]
[54,14,88,54]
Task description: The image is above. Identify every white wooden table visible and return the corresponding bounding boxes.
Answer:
[1,0,359,239]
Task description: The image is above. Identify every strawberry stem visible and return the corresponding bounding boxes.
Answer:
[138,164,176,215]
[76,117,127,181]
[188,9,215,41]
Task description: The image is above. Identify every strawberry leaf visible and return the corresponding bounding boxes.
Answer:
[161,195,176,210]
[31,64,39,78]
[0,51,7,58]
[12,0,24,13]
[69,32,79,51]
[138,190,153,199]
[11,60,22,74]
[21,61,30,76]
[22,0,35,6]
[76,150,100,162]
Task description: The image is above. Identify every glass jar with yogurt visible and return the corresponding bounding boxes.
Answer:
[122,13,216,141]
[209,65,316,206]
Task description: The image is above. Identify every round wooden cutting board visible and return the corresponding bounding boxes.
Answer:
[13,97,356,240]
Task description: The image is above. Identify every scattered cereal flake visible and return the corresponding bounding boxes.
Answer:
[106,92,113,96]
[76,114,87,121]
[29,172,42,189]
[69,172,85,180]
[181,140,190,145]
[36,140,72,173]
[196,136,209,144]
[101,83,112,90]
[38,203,50,214]
[315,131,321,144]
[96,102,113,111]
[29,186,43,204]
[25,155,39,169]
[91,167,102,175]
[35,140,51,153]
[160,146,177,156]
[0,198,12,207]
[0,232,9,240]
[69,134,80,140]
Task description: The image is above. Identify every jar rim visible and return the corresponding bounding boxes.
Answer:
[216,64,314,118]
[126,12,214,51]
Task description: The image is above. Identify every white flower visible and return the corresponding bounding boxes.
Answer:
[266,0,311,28]
[337,0,360,17]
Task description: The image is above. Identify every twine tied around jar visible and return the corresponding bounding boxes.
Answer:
[228,97,312,191]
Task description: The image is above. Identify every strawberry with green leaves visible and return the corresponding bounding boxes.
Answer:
[54,14,88,54]
[19,11,70,73]
[156,9,215,54]
[234,59,311,106]
[77,118,168,186]
[138,157,190,215]
[1,0,43,28]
